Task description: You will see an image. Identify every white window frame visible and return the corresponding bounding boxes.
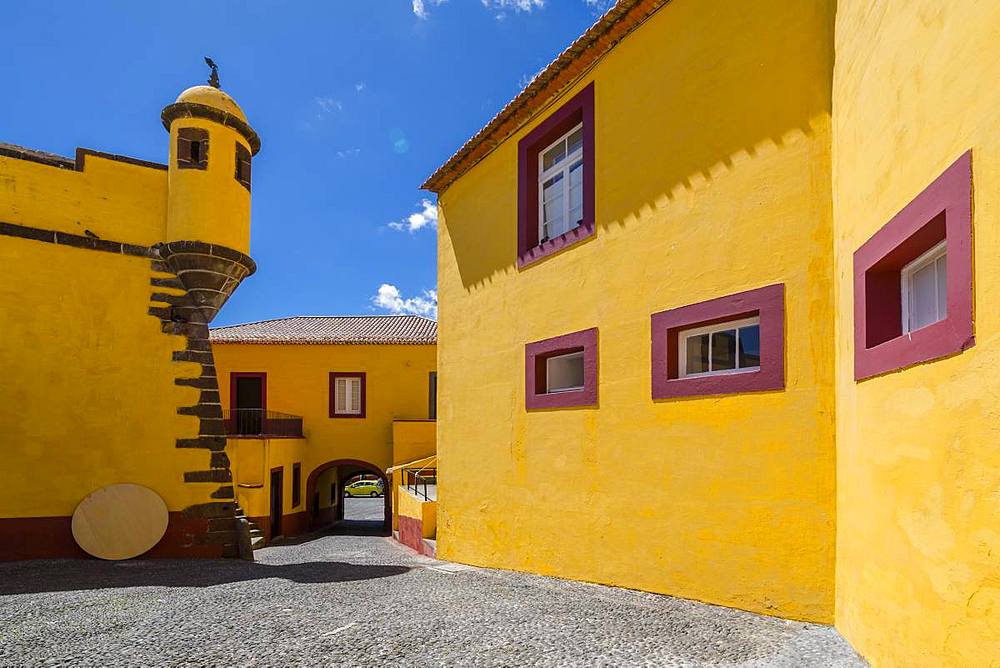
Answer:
[678,316,761,378]
[901,240,947,334]
[334,376,363,415]
[537,123,584,242]
[545,350,585,394]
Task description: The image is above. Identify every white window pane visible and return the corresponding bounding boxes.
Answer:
[350,378,361,413]
[543,172,564,199]
[936,254,947,320]
[546,352,584,393]
[685,334,709,374]
[542,141,566,171]
[569,160,583,187]
[336,378,347,413]
[566,128,583,155]
[711,330,737,371]
[543,197,564,225]
[568,206,583,228]
[738,325,761,368]
[910,262,939,330]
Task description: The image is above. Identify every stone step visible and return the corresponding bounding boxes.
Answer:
[251,536,265,550]
[249,528,263,537]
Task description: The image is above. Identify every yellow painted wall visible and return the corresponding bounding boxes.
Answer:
[832,1,1000,664]
[397,487,436,539]
[214,342,436,520]
[392,420,436,466]
[0,237,210,516]
[0,87,257,547]
[0,153,167,246]
[436,0,836,622]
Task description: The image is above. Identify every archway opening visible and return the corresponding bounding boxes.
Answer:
[306,459,390,536]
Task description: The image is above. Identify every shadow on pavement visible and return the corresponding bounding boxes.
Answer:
[0,558,410,595]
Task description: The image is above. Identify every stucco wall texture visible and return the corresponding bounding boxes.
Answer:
[833,1,1000,665]
[436,0,837,624]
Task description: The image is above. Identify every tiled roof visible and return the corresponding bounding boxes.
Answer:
[210,315,437,345]
[421,0,669,193]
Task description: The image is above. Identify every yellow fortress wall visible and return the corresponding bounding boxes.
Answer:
[0,81,260,560]
[832,0,1000,664]
[435,0,837,622]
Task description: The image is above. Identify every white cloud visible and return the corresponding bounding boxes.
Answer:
[336,148,361,159]
[372,284,438,319]
[314,95,343,120]
[584,0,615,11]
[355,81,366,92]
[413,0,447,19]
[389,198,438,233]
[482,0,544,16]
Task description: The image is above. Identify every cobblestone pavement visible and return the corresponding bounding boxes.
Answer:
[0,526,866,667]
[343,495,385,522]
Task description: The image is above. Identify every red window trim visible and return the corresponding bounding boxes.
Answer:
[651,284,785,399]
[525,327,599,410]
[329,372,367,418]
[517,83,595,269]
[853,151,974,381]
[229,372,267,413]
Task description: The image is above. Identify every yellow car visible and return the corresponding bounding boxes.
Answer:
[344,480,383,498]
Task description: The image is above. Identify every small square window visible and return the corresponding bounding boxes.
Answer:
[525,328,598,410]
[329,372,366,418]
[853,152,973,380]
[545,350,585,393]
[177,127,208,170]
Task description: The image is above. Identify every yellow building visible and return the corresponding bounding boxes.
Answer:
[209,315,437,546]
[425,0,999,665]
[0,77,260,559]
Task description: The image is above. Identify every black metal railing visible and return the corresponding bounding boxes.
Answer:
[222,409,304,439]
[403,466,437,501]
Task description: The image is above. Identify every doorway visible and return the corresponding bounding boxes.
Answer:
[270,467,283,539]
[231,372,266,435]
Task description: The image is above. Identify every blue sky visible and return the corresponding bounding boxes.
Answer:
[1,0,611,325]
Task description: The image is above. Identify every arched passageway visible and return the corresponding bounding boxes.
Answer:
[306,459,390,534]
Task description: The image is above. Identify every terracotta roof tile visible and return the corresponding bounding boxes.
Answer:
[210,315,437,345]
[421,0,669,193]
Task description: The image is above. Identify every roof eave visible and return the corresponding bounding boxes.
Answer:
[421,0,668,194]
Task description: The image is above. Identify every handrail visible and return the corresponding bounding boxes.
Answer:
[222,408,304,439]
[402,456,437,501]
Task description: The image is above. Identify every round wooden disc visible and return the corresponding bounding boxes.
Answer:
[71,484,169,560]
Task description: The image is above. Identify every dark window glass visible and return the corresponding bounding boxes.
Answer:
[738,325,761,368]
[235,142,252,191]
[711,330,737,371]
[685,334,710,374]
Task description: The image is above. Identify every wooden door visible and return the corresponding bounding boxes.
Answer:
[270,468,283,539]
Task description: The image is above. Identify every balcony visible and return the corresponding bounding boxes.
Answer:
[223,409,304,439]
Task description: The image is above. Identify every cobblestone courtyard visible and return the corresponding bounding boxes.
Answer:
[0,517,865,667]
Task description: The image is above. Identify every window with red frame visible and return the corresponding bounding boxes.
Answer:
[329,372,366,418]
[525,328,598,410]
[651,284,784,400]
[853,152,973,380]
[517,83,595,268]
